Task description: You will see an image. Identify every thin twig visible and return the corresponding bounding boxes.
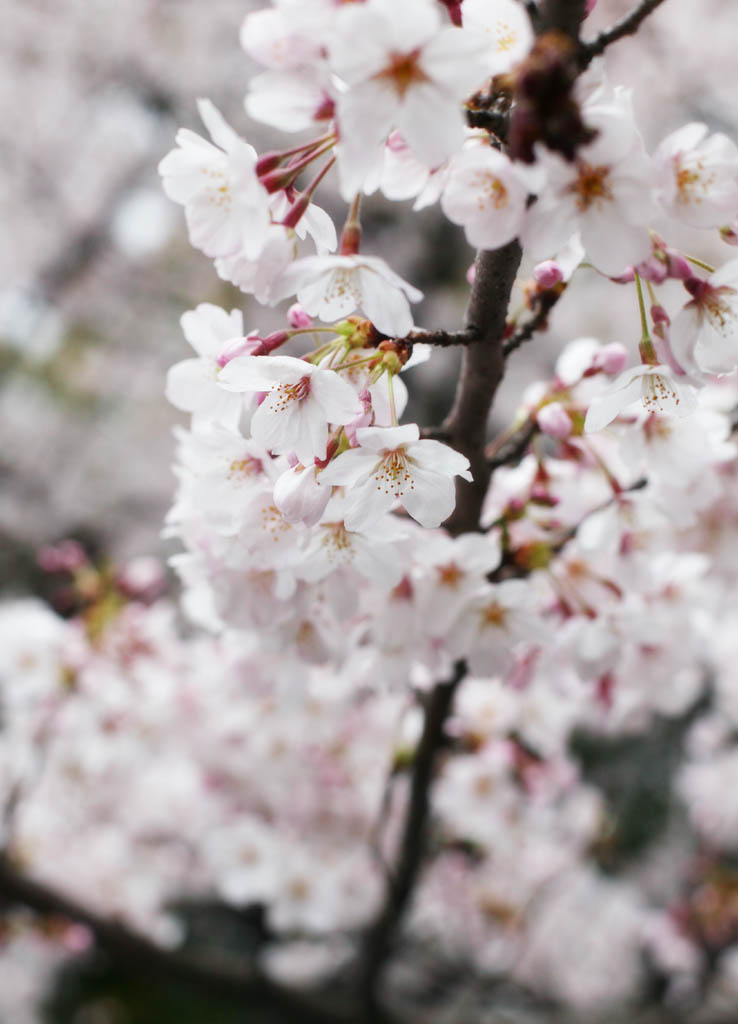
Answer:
[487,418,538,470]
[502,286,564,358]
[405,327,480,348]
[358,661,467,1014]
[442,242,524,535]
[579,0,668,67]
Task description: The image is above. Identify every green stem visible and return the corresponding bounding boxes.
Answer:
[686,253,716,274]
[634,271,658,365]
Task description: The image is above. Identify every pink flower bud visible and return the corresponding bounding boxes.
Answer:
[533,260,563,289]
[635,257,668,284]
[287,303,312,329]
[720,223,738,246]
[216,334,265,367]
[466,263,476,285]
[651,304,670,327]
[584,0,598,12]
[536,401,572,439]
[118,556,165,602]
[37,540,87,574]
[593,343,628,375]
[666,252,692,279]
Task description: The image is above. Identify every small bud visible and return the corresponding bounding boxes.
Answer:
[593,343,628,375]
[536,401,572,439]
[514,540,552,571]
[287,303,312,329]
[720,223,738,246]
[117,556,165,603]
[651,304,670,327]
[533,260,564,289]
[666,252,692,279]
[466,262,476,286]
[37,540,87,574]
[217,334,265,367]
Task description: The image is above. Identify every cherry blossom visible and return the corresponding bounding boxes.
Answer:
[522,90,656,276]
[275,254,423,337]
[441,142,528,249]
[319,424,472,530]
[328,0,490,197]
[670,260,738,375]
[655,121,738,228]
[584,363,698,433]
[461,0,534,77]
[158,99,270,260]
[217,354,361,464]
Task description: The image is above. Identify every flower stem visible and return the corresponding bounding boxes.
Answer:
[686,254,716,274]
[634,271,658,365]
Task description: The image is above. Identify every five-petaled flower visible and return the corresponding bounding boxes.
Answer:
[319,424,472,530]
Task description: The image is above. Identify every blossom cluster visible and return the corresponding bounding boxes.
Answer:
[7,0,738,1017]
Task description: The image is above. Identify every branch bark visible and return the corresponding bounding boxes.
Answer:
[442,242,523,535]
[358,660,467,1014]
[0,856,353,1024]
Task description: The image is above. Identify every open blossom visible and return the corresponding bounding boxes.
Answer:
[655,122,738,229]
[318,424,472,530]
[276,254,423,337]
[441,143,528,249]
[522,90,655,276]
[329,0,489,197]
[158,99,270,261]
[584,363,697,433]
[670,261,738,376]
[165,303,247,428]
[461,0,534,76]
[218,354,361,465]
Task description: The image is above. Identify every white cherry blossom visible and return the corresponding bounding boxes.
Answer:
[522,91,655,277]
[584,363,697,433]
[329,0,490,197]
[318,424,472,530]
[275,254,423,337]
[441,143,528,250]
[462,0,534,77]
[218,354,361,464]
[158,99,270,260]
[165,303,247,428]
[655,122,738,229]
[670,260,738,375]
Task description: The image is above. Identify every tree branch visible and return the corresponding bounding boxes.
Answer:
[502,285,564,358]
[579,0,668,67]
[539,0,588,38]
[358,660,467,1014]
[0,856,353,1024]
[442,242,524,535]
[405,326,479,348]
[487,418,538,470]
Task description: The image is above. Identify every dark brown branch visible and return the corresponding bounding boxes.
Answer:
[0,856,353,1024]
[405,326,479,348]
[487,418,538,470]
[502,285,564,358]
[358,660,467,1013]
[539,0,588,38]
[442,242,523,535]
[579,0,668,67]
[465,107,510,138]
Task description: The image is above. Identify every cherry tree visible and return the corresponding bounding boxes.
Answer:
[5,0,738,1021]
